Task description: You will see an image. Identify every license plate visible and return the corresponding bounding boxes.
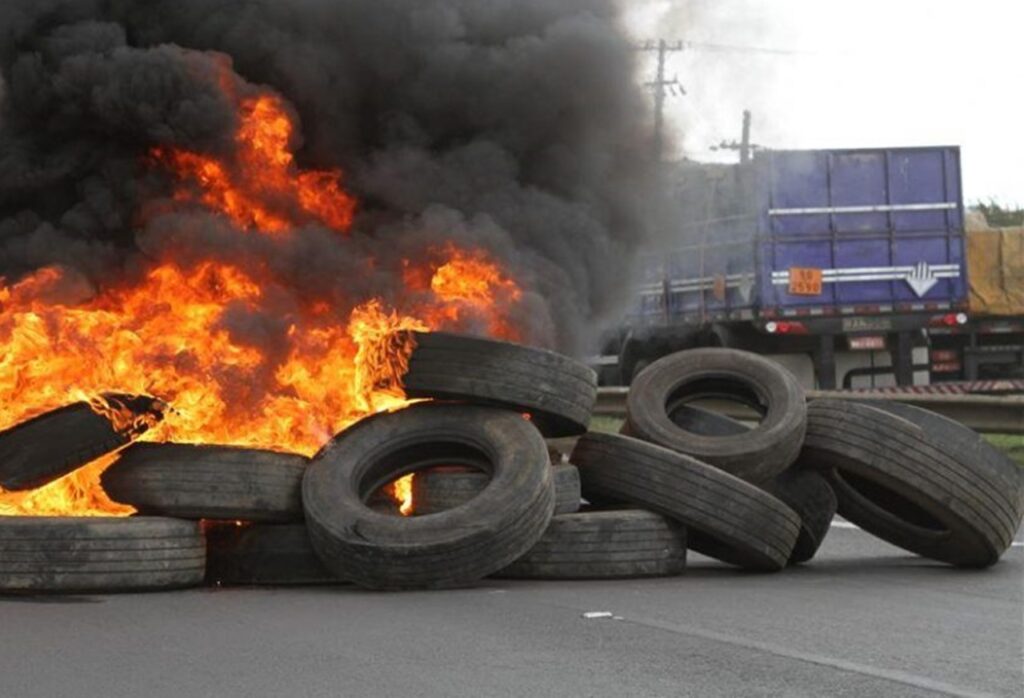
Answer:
[842,317,892,332]
[848,335,886,350]
[788,267,823,296]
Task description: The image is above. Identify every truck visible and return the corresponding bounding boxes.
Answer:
[927,220,1024,381]
[606,145,989,389]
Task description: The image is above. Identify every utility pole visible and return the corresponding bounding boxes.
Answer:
[740,109,751,164]
[638,40,684,161]
[714,110,760,163]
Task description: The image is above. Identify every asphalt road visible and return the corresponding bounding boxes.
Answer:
[1,524,1020,698]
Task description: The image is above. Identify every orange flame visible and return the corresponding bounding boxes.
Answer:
[406,244,523,340]
[153,94,356,234]
[0,454,133,517]
[0,90,523,518]
[387,474,415,517]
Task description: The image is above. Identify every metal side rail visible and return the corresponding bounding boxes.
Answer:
[593,388,1024,435]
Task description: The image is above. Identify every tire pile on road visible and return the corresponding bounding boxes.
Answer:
[0,335,1021,594]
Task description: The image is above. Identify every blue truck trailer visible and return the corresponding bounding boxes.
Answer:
[611,146,971,388]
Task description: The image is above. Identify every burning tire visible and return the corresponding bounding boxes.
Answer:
[625,349,806,482]
[414,464,581,516]
[101,444,307,522]
[402,332,598,437]
[303,403,555,590]
[0,517,204,593]
[205,524,335,586]
[495,510,686,580]
[763,470,837,565]
[0,395,163,491]
[800,399,1023,567]
[572,432,799,571]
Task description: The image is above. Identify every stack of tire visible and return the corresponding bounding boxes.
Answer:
[300,332,688,589]
[586,348,1023,571]
[1,337,1020,595]
[0,396,210,594]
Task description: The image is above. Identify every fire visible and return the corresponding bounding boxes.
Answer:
[0,88,524,518]
[406,244,523,340]
[0,454,133,517]
[388,475,415,517]
[153,94,356,234]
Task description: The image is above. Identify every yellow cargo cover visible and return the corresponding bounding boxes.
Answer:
[967,227,1024,316]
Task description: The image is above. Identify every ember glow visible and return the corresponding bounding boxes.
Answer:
[0,89,523,517]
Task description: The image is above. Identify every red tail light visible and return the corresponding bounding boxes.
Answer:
[929,313,968,327]
[765,321,809,335]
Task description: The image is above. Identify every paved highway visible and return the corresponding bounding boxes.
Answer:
[1,523,1020,698]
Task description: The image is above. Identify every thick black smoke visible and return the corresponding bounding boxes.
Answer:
[0,0,658,352]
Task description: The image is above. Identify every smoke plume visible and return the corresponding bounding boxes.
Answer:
[0,0,658,352]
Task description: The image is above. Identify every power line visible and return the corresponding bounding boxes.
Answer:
[683,40,813,56]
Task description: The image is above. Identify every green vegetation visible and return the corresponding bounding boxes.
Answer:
[589,416,625,434]
[984,434,1024,467]
[974,201,1023,227]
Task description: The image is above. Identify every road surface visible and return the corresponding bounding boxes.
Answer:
[1,523,1020,697]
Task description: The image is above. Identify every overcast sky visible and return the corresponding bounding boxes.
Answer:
[621,0,1023,206]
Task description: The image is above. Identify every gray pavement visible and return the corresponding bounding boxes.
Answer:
[1,524,1021,698]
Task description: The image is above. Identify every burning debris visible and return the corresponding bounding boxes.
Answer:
[0,0,655,520]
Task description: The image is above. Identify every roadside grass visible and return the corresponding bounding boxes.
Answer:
[589,416,624,434]
[984,434,1024,467]
[588,416,1024,467]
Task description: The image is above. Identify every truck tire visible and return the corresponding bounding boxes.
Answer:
[625,349,806,482]
[0,398,160,491]
[763,470,837,565]
[303,403,556,590]
[495,510,687,579]
[572,432,799,571]
[402,332,598,437]
[414,464,581,516]
[0,517,204,593]
[102,444,307,522]
[800,399,1023,567]
[669,404,749,437]
[661,405,834,563]
[205,524,336,586]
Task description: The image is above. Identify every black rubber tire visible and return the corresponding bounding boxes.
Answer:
[303,403,556,590]
[0,402,132,491]
[205,524,336,586]
[0,517,205,593]
[625,349,806,481]
[402,332,598,437]
[763,470,837,565]
[495,510,687,579]
[799,399,1023,567]
[413,464,581,516]
[669,404,749,437]
[660,407,834,564]
[101,444,308,522]
[572,432,799,571]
